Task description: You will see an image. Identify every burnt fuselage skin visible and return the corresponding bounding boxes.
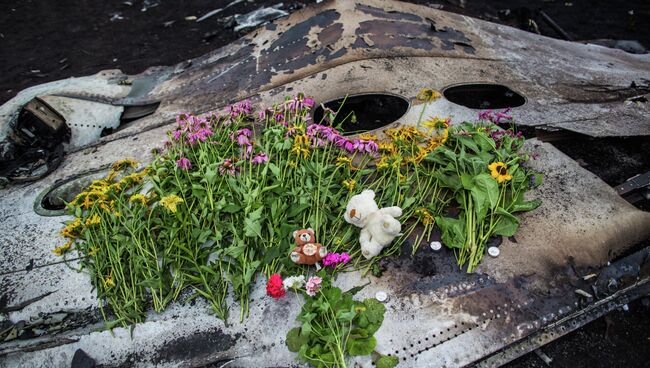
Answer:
[1,1,649,367]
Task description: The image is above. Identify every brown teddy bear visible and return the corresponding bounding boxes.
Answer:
[290,228,327,265]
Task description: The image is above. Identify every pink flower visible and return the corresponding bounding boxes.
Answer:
[176,157,192,171]
[231,128,252,146]
[172,130,183,141]
[252,152,269,164]
[219,159,237,175]
[242,143,253,159]
[322,252,350,268]
[305,276,322,297]
[303,97,315,108]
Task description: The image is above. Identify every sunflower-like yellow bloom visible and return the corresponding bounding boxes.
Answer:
[61,218,83,239]
[111,158,139,172]
[85,214,101,226]
[376,156,390,170]
[488,162,513,183]
[160,195,184,213]
[129,194,148,206]
[335,156,353,168]
[52,241,74,256]
[378,141,397,155]
[416,88,442,103]
[358,132,378,141]
[415,208,435,226]
[342,179,356,192]
[294,134,309,147]
[104,272,116,288]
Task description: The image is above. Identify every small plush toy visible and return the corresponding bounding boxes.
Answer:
[290,228,327,265]
[344,189,402,259]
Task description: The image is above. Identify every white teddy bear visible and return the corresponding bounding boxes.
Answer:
[343,189,403,259]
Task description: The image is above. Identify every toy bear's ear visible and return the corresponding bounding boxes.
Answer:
[292,230,298,238]
[307,227,314,234]
[361,189,375,199]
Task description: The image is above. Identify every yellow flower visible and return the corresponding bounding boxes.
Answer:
[378,141,397,155]
[160,194,184,213]
[52,241,74,256]
[114,212,122,217]
[358,133,378,141]
[415,208,435,226]
[335,156,352,167]
[384,126,426,143]
[376,156,390,170]
[85,214,101,226]
[129,194,148,206]
[104,272,115,288]
[88,247,99,256]
[416,88,442,103]
[61,218,83,239]
[488,162,513,183]
[288,160,298,168]
[111,158,138,172]
[422,117,449,132]
[342,179,356,192]
[294,134,309,147]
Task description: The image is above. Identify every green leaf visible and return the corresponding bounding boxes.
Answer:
[376,355,400,368]
[473,173,500,210]
[244,207,264,238]
[512,199,541,212]
[222,204,241,213]
[436,216,466,249]
[347,336,376,356]
[402,196,417,210]
[300,321,312,337]
[493,208,520,236]
[460,173,474,190]
[286,327,302,352]
[268,162,281,178]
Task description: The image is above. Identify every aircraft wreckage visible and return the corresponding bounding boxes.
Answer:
[1,0,649,366]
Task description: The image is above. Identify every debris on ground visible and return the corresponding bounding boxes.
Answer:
[234,4,289,32]
[196,0,245,22]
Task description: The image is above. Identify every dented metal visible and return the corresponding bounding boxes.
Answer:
[1,0,650,367]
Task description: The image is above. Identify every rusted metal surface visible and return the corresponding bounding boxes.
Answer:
[1,0,650,367]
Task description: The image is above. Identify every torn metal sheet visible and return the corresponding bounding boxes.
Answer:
[1,0,650,367]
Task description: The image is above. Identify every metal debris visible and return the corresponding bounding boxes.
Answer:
[575,289,593,298]
[196,0,245,22]
[234,4,289,32]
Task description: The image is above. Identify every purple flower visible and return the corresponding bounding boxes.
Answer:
[231,128,252,146]
[219,159,238,175]
[303,97,315,108]
[172,130,183,141]
[242,143,253,159]
[252,152,269,164]
[322,252,351,268]
[176,157,192,171]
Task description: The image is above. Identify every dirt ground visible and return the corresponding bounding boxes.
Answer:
[1,0,649,367]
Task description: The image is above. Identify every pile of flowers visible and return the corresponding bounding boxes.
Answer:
[57,91,541,330]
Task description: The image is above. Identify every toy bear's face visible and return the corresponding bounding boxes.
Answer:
[293,228,315,245]
[344,189,379,228]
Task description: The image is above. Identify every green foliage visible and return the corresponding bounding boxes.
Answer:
[286,281,387,368]
[427,121,541,271]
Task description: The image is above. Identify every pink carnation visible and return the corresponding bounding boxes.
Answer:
[305,276,322,297]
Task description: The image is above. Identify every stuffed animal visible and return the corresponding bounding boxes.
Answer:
[290,228,327,265]
[344,189,402,259]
